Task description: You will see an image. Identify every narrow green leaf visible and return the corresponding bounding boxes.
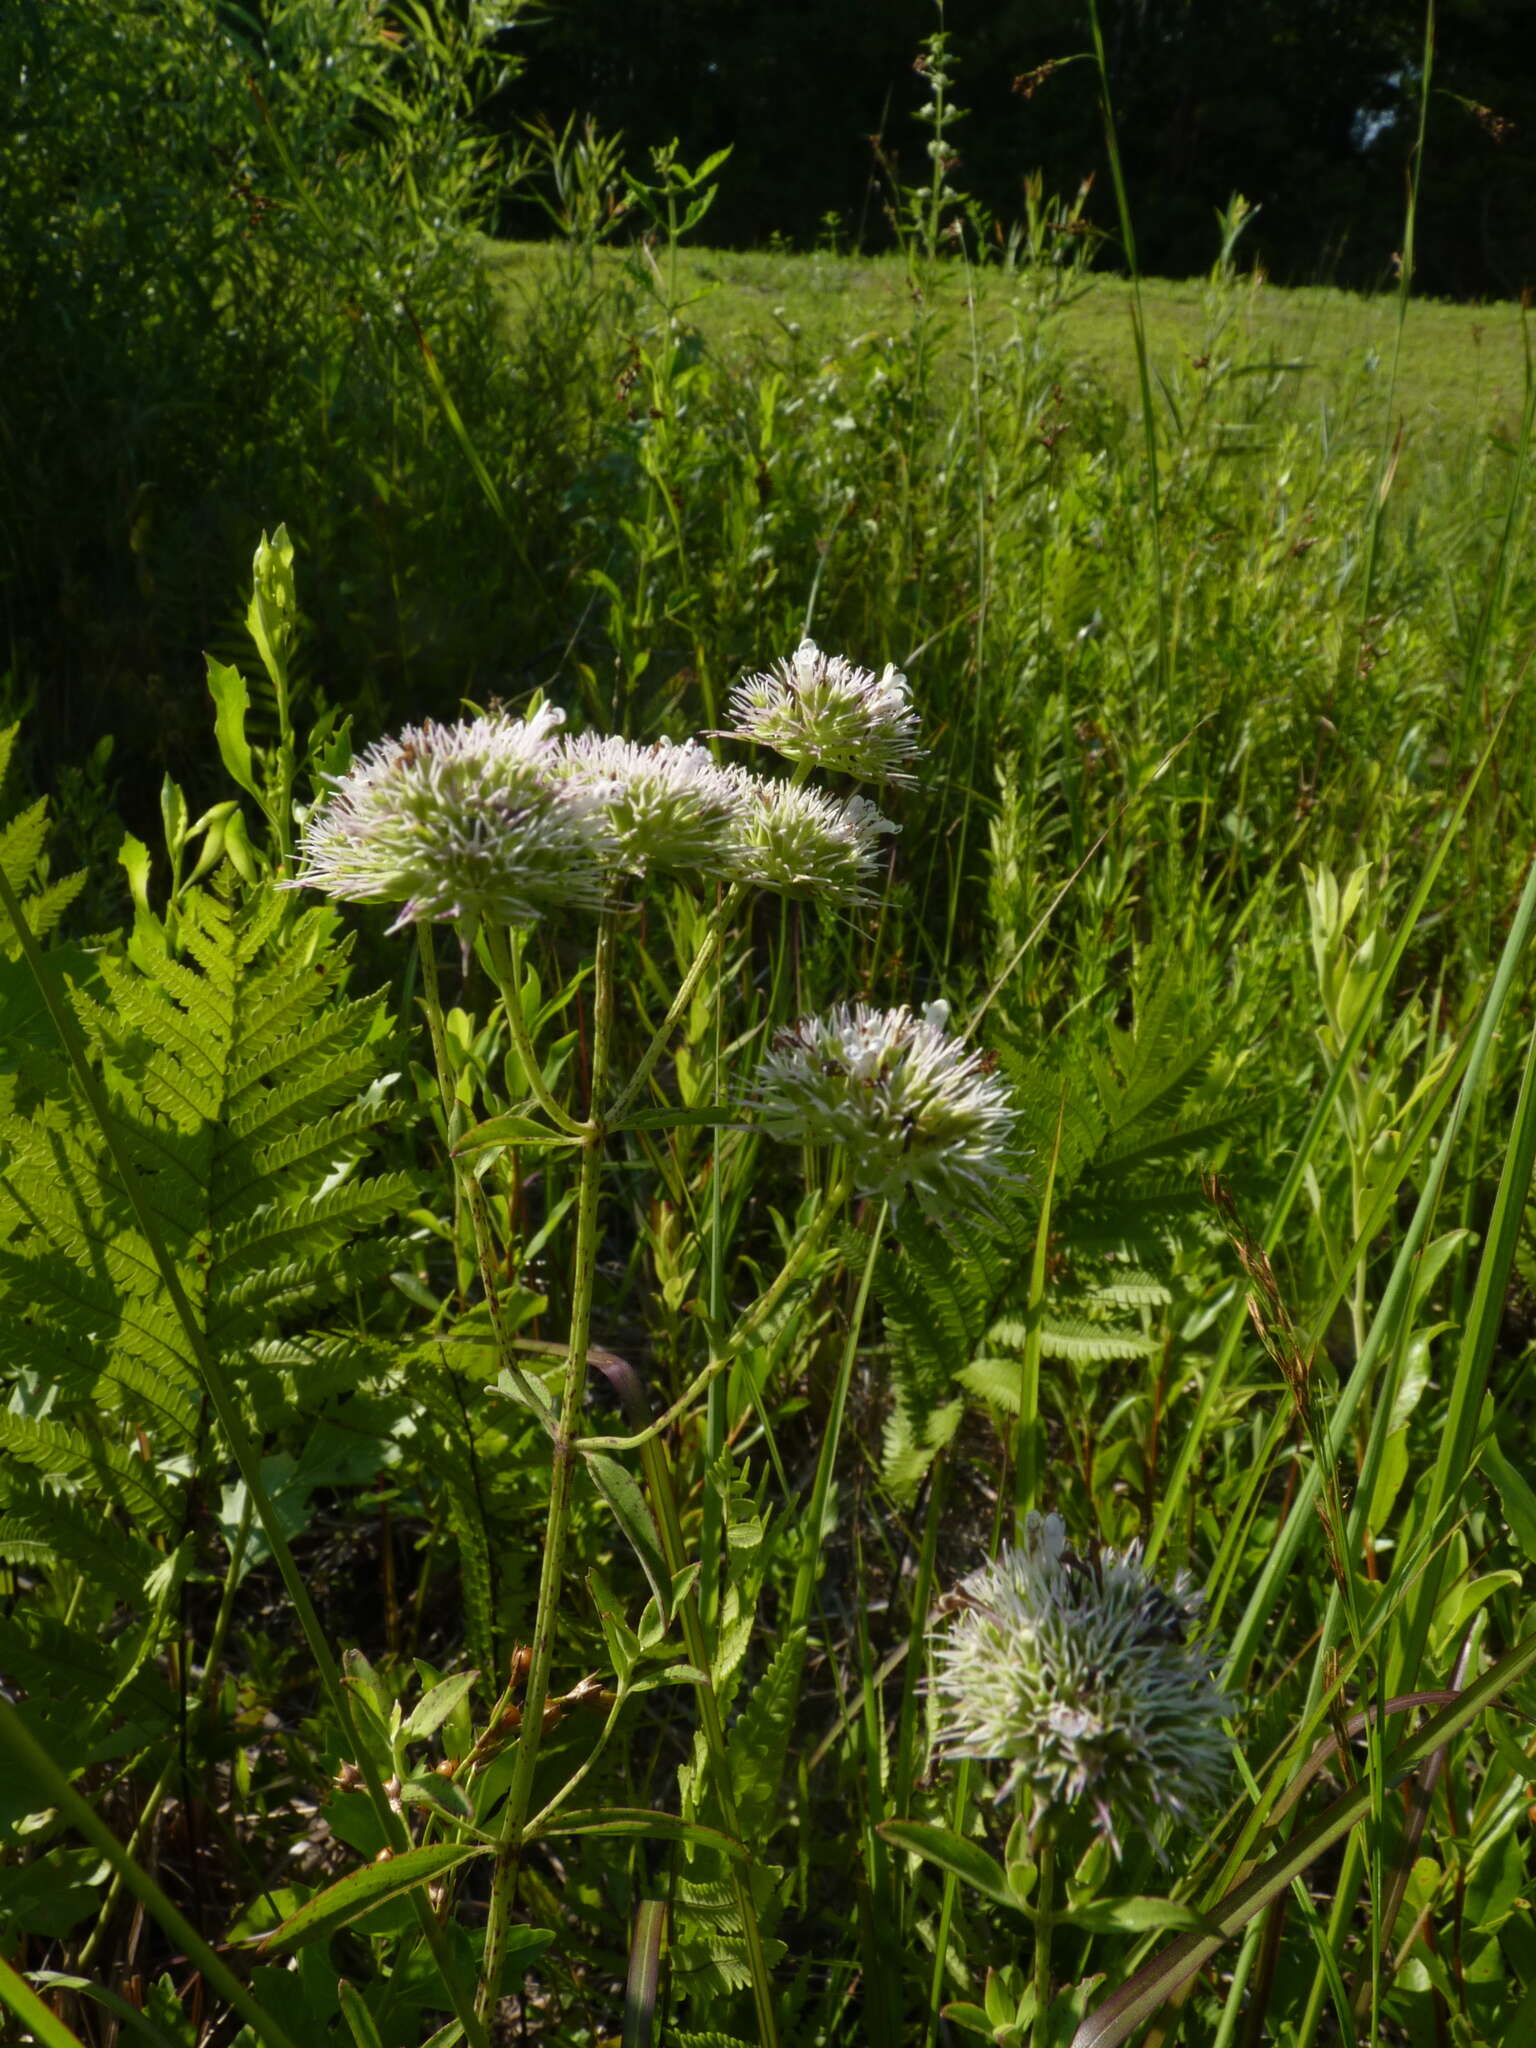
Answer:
[338,1980,385,2048]
[877,1820,1015,1910]
[452,1111,580,1154]
[261,1844,485,1953]
[624,1898,667,2048]
[0,1959,88,2048]
[29,1973,181,2048]
[584,1452,671,1615]
[1072,1627,1536,2047]
[611,1106,748,1132]
[1056,1896,1220,1936]
[534,1809,750,1860]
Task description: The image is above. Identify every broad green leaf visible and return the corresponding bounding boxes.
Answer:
[940,2004,997,2040]
[205,657,263,806]
[877,1820,1015,1910]
[261,1844,485,1953]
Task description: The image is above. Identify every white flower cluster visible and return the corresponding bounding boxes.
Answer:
[294,637,919,938]
[552,734,743,879]
[752,999,1015,1215]
[292,647,1015,1198]
[934,1513,1234,1854]
[290,706,611,939]
[724,638,920,784]
[727,779,896,903]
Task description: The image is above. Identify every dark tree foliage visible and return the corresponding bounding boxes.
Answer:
[502,0,1536,296]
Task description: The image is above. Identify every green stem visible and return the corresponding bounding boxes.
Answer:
[634,1429,782,2046]
[1086,0,1169,712]
[0,864,488,2048]
[580,1176,848,1453]
[78,1491,255,1970]
[477,902,619,2022]
[928,1757,974,2046]
[482,920,591,1136]
[788,1203,888,1634]
[417,927,554,1421]
[0,1703,303,2048]
[1016,1094,1065,1531]
[1031,1830,1056,2048]
[606,881,745,1126]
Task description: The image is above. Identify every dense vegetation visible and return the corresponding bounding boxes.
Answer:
[4,5,1536,2046]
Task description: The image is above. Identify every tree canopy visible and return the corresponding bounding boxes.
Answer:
[504,0,1536,295]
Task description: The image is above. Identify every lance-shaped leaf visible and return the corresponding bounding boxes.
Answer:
[451,1111,581,1155]
[877,1820,1015,1911]
[533,1808,751,1860]
[260,1844,486,1953]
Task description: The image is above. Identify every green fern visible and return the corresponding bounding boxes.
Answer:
[0,721,86,960]
[877,960,1248,1494]
[0,875,411,1633]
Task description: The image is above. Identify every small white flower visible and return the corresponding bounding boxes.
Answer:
[725,638,921,783]
[752,999,1014,1214]
[726,775,896,904]
[553,734,746,879]
[290,708,612,937]
[933,1513,1235,1854]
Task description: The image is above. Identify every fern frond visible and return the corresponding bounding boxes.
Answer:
[0,1411,178,1534]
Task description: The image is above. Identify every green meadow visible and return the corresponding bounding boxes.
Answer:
[4,12,1536,2045]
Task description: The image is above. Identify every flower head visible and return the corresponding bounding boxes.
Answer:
[933,1513,1235,1853]
[725,638,921,783]
[752,999,1014,1214]
[553,734,745,879]
[726,775,896,903]
[291,708,612,938]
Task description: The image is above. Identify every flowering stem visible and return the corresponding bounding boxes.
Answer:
[606,879,745,1125]
[476,902,618,2023]
[1031,1828,1057,2048]
[625,1416,781,2046]
[579,1174,849,1453]
[482,920,591,1137]
[416,927,555,1422]
[788,1200,887,1634]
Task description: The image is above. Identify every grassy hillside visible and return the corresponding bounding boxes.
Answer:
[488,239,1533,450]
